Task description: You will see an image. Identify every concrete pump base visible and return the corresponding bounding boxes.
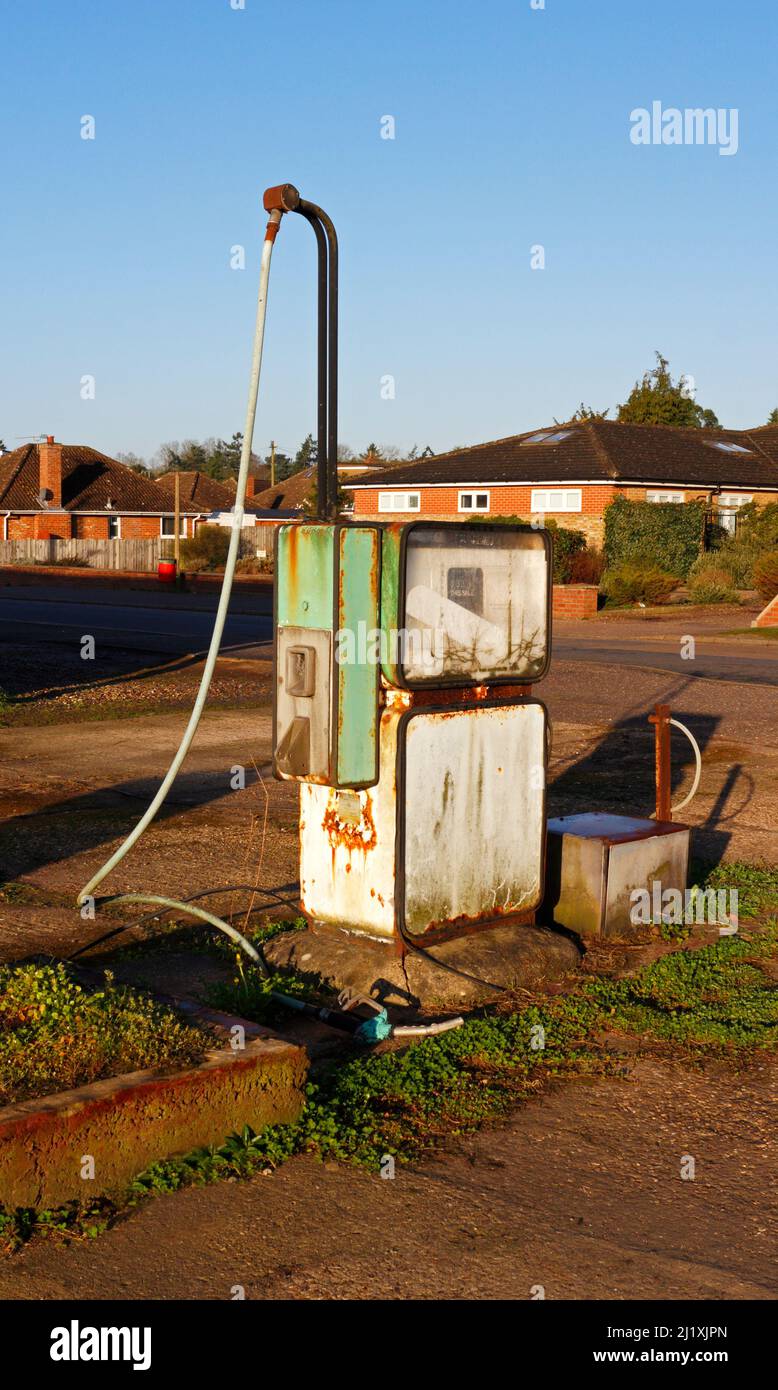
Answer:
[263,920,582,1013]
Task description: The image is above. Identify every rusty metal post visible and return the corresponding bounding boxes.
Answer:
[649,703,672,821]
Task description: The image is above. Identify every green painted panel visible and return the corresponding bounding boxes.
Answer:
[276,524,335,630]
[379,524,403,686]
[336,527,380,786]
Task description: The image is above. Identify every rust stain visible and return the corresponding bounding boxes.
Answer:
[408,683,533,709]
[286,522,299,583]
[384,687,412,709]
[407,905,537,946]
[321,790,378,857]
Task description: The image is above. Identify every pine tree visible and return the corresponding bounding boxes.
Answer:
[616,353,719,428]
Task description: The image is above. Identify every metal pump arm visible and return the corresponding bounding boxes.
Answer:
[264,184,339,520]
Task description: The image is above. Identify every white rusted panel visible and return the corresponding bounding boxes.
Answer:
[402,703,546,936]
[299,709,399,937]
[403,532,548,683]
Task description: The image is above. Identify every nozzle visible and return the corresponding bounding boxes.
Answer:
[263,183,301,214]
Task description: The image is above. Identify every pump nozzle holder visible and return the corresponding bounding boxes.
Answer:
[263,183,301,214]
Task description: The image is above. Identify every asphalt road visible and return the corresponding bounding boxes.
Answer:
[0,589,777,683]
[0,591,273,658]
[552,637,778,686]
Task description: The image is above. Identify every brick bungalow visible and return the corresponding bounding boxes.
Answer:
[0,439,212,540]
[347,421,778,546]
[0,444,281,541]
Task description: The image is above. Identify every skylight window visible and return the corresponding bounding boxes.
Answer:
[709,441,752,455]
[521,429,574,446]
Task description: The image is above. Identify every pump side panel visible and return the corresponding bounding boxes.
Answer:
[401,703,547,937]
[336,527,380,787]
[379,525,403,687]
[276,525,334,630]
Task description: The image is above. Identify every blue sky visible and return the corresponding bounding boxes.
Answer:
[1,0,776,463]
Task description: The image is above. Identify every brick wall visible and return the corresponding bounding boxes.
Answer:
[5,513,196,541]
[7,516,36,539]
[34,513,72,539]
[118,516,165,539]
[753,593,778,629]
[350,483,778,550]
[74,515,111,540]
[552,584,599,619]
[352,483,616,545]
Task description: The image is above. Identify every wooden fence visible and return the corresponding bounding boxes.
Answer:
[0,526,277,573]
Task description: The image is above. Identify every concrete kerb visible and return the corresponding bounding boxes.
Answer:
[0,992,308,1211]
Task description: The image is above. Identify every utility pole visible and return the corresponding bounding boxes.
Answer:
[174,470,181,570]
[270,439,276,488]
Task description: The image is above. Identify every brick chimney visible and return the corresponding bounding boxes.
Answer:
[39,435,63,508]
[245,476,256,499]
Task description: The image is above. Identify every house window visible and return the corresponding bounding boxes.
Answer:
[458,490,490,513]
[161,516,188,537]
[530,488,582,513]
[107,514,121,539]
[709,441,752,455]
[522,430,574,446]
[718,493,753,534]
[646,491,686,504]
[378,491,421,512]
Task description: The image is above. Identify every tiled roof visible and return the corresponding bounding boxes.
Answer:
[154,471,239,512]
[251,467,316,511]
[348,421,778,492]
[0,443,175,512]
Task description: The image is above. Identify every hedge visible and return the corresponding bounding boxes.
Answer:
[604,495,705,578]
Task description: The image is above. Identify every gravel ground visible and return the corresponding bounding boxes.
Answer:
[1,1056,774,1300]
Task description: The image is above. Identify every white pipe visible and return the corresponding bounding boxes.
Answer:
[78,213,281,906]
[669,717,702,814]
[97,894,265,968]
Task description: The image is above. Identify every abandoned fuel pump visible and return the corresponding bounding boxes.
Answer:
[77,181,694,1010]
[272,190,554,946]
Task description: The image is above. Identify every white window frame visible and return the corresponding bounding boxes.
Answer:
[458,490,490,513]
[522,429,574,446]
[377,491,421,513]
[719,493,753,508]
[717,493,753,534]
[710,441,752,455]
[646,491,686,504]
[160,515,188,538]
[107,513,122,539]
[530,487,582,513]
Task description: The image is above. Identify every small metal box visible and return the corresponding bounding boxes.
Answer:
[542,812,690,941]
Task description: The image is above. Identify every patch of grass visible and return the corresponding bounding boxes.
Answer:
[3,926,775,1252]
[207,961,331,1027]
[693,860,778,921]
[0,961,211,1106]
[720,626,778,640]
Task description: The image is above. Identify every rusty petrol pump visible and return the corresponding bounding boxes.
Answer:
[272,188,554,950]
